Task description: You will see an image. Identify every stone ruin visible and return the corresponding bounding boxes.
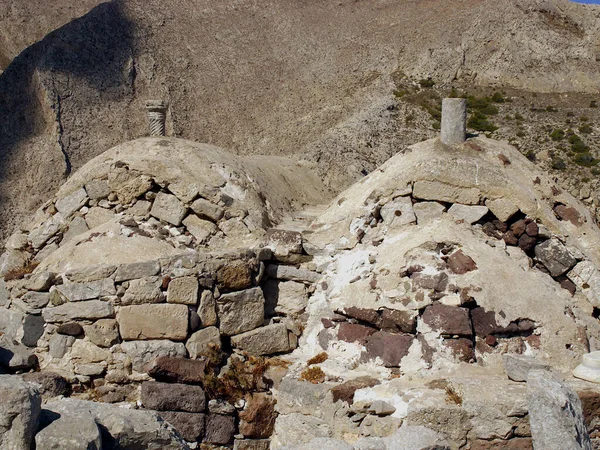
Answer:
[1,111,600,449]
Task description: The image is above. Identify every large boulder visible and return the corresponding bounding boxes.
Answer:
[36,410,101,450]
[527,370,592,450]
[0,375,41,450]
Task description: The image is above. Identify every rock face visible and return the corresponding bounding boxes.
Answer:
[0,377,41,450]
[527,370,592,450]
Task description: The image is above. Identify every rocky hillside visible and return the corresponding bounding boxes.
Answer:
[0,0,599,247]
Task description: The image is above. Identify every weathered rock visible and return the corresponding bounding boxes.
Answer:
[527,369,592,450]
[233,439,271,450]
[569,261,600,304]
[446,250,477,274]
[21,372,69,397]
[331,377,380,405]
[382,424,451,450]
[338,323,377,343]
[26,272,55,292]
[0,375,41,450]
[0,309,24,339]
[145,356,208,384]
[35,409,101,450]
[19,291,50,310]
[118,304,189,341]
[65,265,117,283]
[486,198,519,222]
[265,264,320,283]
[159,411,205,442]
[84,180,110,200]
[55,188,88,218]
[84,207,115,229]
[43,398,189,449]
[183,215,218,243]
[114,260,161,282]
[186,327,221,359]
[503,354,550,382]
[61,216,89,245]
[121,340,186,372]
[231,323,291,355]
[216,260,253,292]
[217,287,265,336]
[413,180,480,205]
[122,277,163,304]
[5,232,29,251]
[83,319,120,347]
[0,337,38,369]
[518,234,537,252]
[198,290,217,327]
[380,196,416,228]
[127,200,152,216]
[364,332,414,367]
[29,213,65,249]
[208,399,236,415]
[205,414,236,445]
[0,280,8,307]
[444,338,474,362]
[191,198,224,222]
[49,334,75,359]
[21,315,45,347]
[43,300,114,323]
[55,279,116,302]
[422,304,472,336]
[272,413,331,446]
[267,229,303,256]
[167,276,199,305]
[411,270,448,291]
[141,381,206,412]
[109,170,154,205]
[239,393,277,438]
[555,204,584,226]
[56,322,84,336]
[263,279,308,317]
[469,438,533,450]
[150,192,188,226]
[534,239,577,277]
[448,204,489,224]
[413,201,445,224]
[379,308,417,333]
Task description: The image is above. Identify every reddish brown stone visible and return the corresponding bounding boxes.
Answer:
[205,414,236,445]
[485,335,497,346]
[422,304,472,336]
[145,356,208,384]
[471,307,502,337]
[518,234,537,252]
[510,220,527,237]
[159,411,205,442]
[493,220,508,232]
[578,390,600,438]
[469,438,533,450]
[554,204,584,226]
[503,231,518,246]
[330,376,380,404]
[560,278,577,296]
[141,381,206,412]
[380,308,416,333]
[342,307,381,327]
[57,322,84,336]
[525,334,541,349]
[364,331,414,367]
[337,323,376,343]
[321,318,335,329]
[444,338,474,362]
[447,250,477,275]
[411,271,448,292]
[525,221,539,237]
[238,393,277,438]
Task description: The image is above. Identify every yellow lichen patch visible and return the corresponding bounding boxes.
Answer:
[299,367,326,384]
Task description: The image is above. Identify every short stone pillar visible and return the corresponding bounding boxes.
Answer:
[441,98,467,145]
[573,351,600,383]
[145,100,168,137]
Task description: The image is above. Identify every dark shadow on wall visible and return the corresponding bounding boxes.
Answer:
[0,0,135,186]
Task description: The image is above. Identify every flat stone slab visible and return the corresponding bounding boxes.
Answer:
[217,287,265,336]
[231,323,291,355]
[118,304,189,341]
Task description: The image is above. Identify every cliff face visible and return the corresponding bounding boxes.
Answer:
[0,0,599,246]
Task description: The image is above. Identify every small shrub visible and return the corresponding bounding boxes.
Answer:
[567,111,575,117]
[574,153,599,167]
[580,115,590,122]
[592,168,600,176]
[569,134,589,153]
[591,100,598,108]
[579,124,593,134]
[393,89,407,98]
[525,150,536,161]
[449,87,460,98]
[491,92,505,103]
[552,158,567,170]
[516,130,526,138]
[468,111,498,132]
[550,129,565,141]
[419,78,435,88]
[432,121,441,130]
[307,352,329,366]
[546,105,558,113]
[405,114,415,123]
[300,367,326,384]
[514,112,524,121]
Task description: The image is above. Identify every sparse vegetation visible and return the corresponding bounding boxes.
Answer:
[307,352,329,366]
[590,100,598,108]
[546,105,558,113]
[491,92,505,103]
[579,123,593,134]
[300,367,326,384]
[550,129,565,141]
[468,111,498,132]
[419,78,435,88]
[574,153,599,167]
[569,134,589,153]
